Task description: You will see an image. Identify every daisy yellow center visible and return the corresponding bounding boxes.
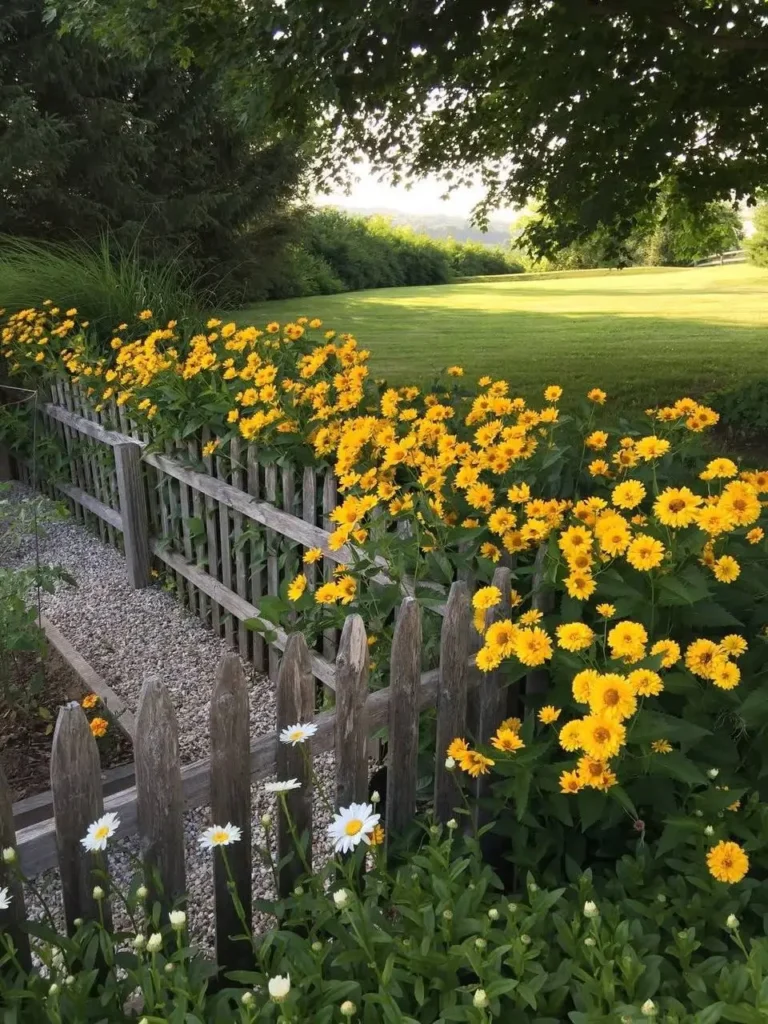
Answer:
[212,830,230,845]
[668,499,685,513]
[603,689,620,706]
[289,729,303,741]
[344,819,364,837]
[593,727,610,744]
[94,825,110,841]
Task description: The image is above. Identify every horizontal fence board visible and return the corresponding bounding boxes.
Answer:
[53,479,123,531]
[149,540,336,689]
[16,663,442,876]
[43,402,132,448]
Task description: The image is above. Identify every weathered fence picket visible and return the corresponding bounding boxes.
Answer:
[434,581,471,823]
[210,654,252,971]
[0,765,31,970]
[265,464,280,681]
[246,445,265,672]
[334,615,370,808]
[114,442,151,589]
[385,598,421,842]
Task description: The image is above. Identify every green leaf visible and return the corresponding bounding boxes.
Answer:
[648,751,708,786]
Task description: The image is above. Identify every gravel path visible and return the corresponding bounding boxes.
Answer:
[4,483,342,954]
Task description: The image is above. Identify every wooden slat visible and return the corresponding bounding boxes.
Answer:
[434,581,471,823]
[53,382,82,523]
[48,476,122,530]
[165,442,186,603]
[150,541,336,689]
[230,439,248,654]
[216,447,235,648]
[265,464,279,681]
[302,467,318,591]
[88,403,116,547]
[75,386,106,544]
[202,429,222,636]
[386,598,421,842]
[189,438,209,626]
[114,442,151,589]
[135,677,186,916]
[276,633,314,895]
[0,765,31,969]
[51,702,110,932]
[43,400,130,447]
[322,470,338,662]
[246,446,265,672]
[178,442,198,616]
[210,654,251,971]
[335,615,369,809]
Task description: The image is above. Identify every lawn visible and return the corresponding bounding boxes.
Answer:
[233,263,768,406]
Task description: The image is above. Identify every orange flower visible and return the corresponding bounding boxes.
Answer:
[90,717,109,738]
[81,693,99,710]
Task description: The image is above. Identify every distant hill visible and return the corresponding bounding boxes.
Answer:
[320,204,515,246]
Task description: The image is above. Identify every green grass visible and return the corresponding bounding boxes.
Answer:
[232,263,768,406]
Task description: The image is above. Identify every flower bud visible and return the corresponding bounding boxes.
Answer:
[583,900,599,919]
[656,893,667,903]
[48,983,59,997]
[507,903,517,913]
[528,882,538,892]
[641,999,657,1017]
[164,962,174,974]
[136,885,149,900]
[133,934,146,950]
[311,940,323,952]
[73,917,84,928]
[694,809,703,817]
[260,813,272,828]
[65,975,75,986]
[340,1001,357,1017]
[488,908,499,921]
[445,756,456,770]
[293,885,304,897]
[708,768,719,779]
[520,933,532,945]
[704,825,714,836]
[169,910,186,930]
[2,847,16,864]
[442,909,453,921]
[474,937,487,951]
[92,885,105,900]
[473,989,489,1009]
[429,824,440,836]
[333,888,350,909]
[241,991,255,1006]
[146,932,162,953]
[584,936,596,947]
[370,791,381,805]
[446,818,458,830]
[268,973,291,1002]
[726,913,739,930]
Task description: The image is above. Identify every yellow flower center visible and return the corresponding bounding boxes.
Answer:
[668,499,685,513]
[594,727,610,744]
[212,830,230,845]
[289,729,303,741]
[603,689,620,706]
[94,825,109,841]
[344,819,364,837]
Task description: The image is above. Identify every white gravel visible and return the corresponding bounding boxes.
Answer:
[5,483,344,954]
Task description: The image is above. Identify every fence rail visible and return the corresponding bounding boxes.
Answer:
[0,585,521,970]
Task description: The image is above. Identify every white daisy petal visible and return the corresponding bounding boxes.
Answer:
[327,802,380,854]
[279,722,318,746]
[198,823,243,850]
[0,886,11,911]
[80,812,121,852]
[264,779,302,793]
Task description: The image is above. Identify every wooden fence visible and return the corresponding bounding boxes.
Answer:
[0,584,520,972]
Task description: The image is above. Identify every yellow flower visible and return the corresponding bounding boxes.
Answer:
[559,524,593,558]
[138,309,153,321]
[596,603,616,618]
[335,575,357,604]
[719,635,748,658]
[555,621,595,652]
[588,674,637,720]
[559,719,585,752]
[227,409,240,423]
[585,430,608,450]
[491,727,525,752]
[287,574,307,602]
[654,487,702,528]
[635,436,671,461]
[559,769,583,793]
[626,534,665,571]
[651,739,673,754]
[304,547,323,564]
[202,440,219,457]
[711,657,740,690]
[706,840,749,883]
[519,609,543,626]
[713,555,740,583]
[607,621,648,664]
[650,638,680,668]
[611,479,646,510]
[746,527,764,544]
[685,638,720,679]
[446,365,464,377]
[476,646,503,672]
[588,459,610,477]
[499,716,522,734]
[719,481,761,526]
[580,714,626,759]
[480,542,501,562]
[458,750,495,777]
[700,457,738,480]
[564,572,597,601]
[512,626,553,667]
[572,668,600,704]
[447,737,470,760]
[90,717,109,738]
[315,582,340,604]
[576,755,615,790]
[81,693,99,710]
[266,321,280,334]
[695,505,735,536]
[587,388,607,404]
[473,586,502,611]
[627,668,664,697]
[544,384,562,402]
[538,706,561,725]
[309,318,322,328]
[484,619,519,656]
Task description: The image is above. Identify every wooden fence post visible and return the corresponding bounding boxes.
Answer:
[135,677,186,917]
[434,581,471,824]
[114,442,150,589]
[276,633,315,896]
[50,702,111,933]
[385,598,421,844]
[0,765,31,969]
[335,615,369,809]
[210,654,252,971]
[264,464,280,682]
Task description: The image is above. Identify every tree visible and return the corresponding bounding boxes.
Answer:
[745,204,768,268]
[0,1,306,301]
[49,0,768,257]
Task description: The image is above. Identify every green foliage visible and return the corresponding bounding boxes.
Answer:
[0,236,204,340]
[709,379,768,441]
[0,0,305,303]
[745,205,768,268]
[48,0,768,255]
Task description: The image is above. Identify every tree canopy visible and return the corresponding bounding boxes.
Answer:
[50,0,768,255]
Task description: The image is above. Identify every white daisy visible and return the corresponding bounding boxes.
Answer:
[279,722,318,746]
[80,812,121,852]
[268,973,291,1002]
[265,779,302,793]
[327,802,380,854]
[198,823,243,850]
[0,886,11,910]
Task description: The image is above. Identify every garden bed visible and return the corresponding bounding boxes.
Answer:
[0,647,132,804]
